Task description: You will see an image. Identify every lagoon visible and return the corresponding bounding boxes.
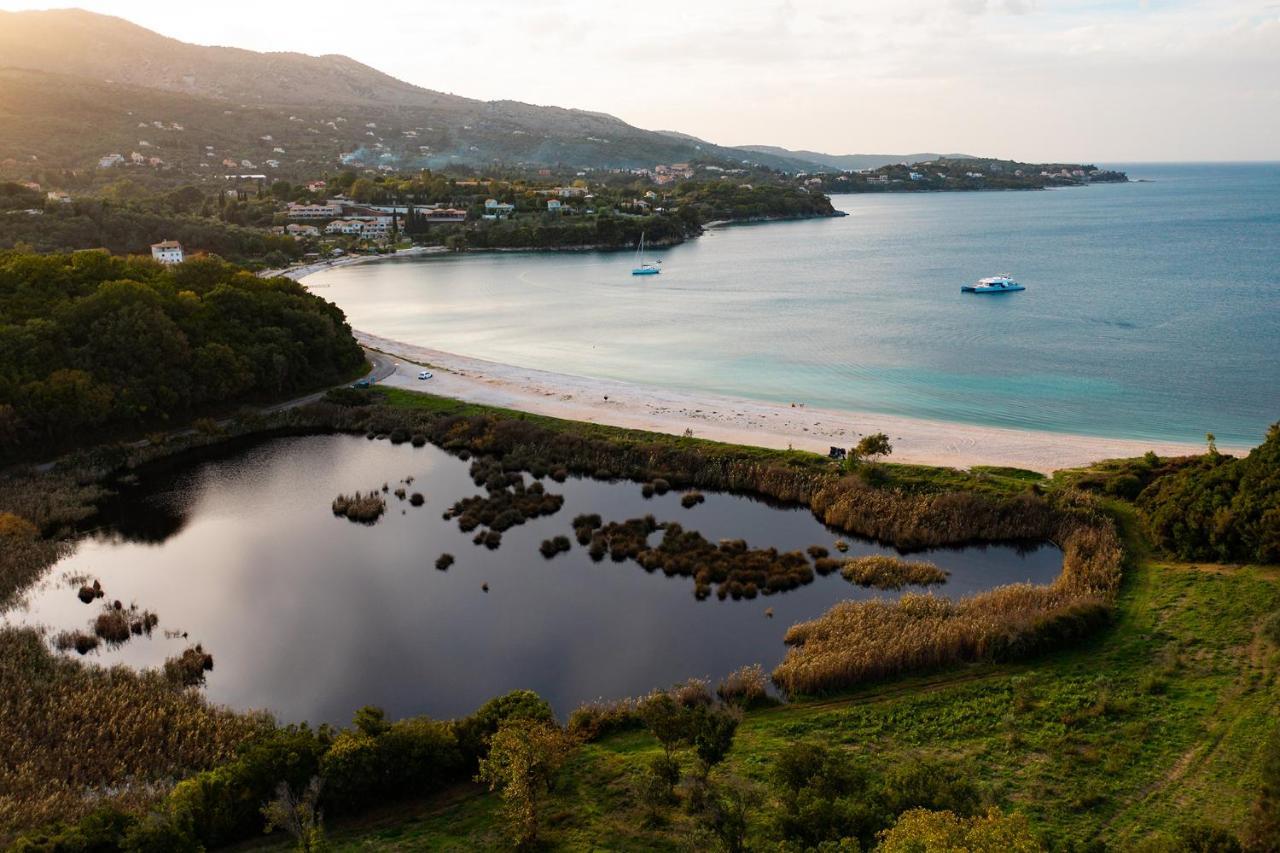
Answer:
[8,435,1060,724]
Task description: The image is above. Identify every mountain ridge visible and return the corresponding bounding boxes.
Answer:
[0,8,976,175]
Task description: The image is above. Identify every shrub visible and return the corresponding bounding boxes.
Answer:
[324,387,374,407]
[877,807,1039,852]
[1139,423,1280,563]
[409,492,425,506]
[681,491,706,508]
[164,645,214,687]
[93,608,132,644]
[53,629,99,655]
[322,712,462,814]
[164,725,328,848]
[716,664,771,709]
[771,742,880,848]
[566,697,642,741]
[539,535,572,558]
[435,553,454,571]
[882,758,982,817]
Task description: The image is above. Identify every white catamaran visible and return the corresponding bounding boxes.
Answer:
[962,274,1024,293]
[631,232,660,276]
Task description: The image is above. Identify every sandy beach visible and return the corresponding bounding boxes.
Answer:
[260,245,445,281]
[352,331,1240,474]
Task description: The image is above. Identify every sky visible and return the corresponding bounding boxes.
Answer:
[1,0,1277,162]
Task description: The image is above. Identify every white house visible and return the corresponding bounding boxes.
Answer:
[151,240,184,265]
[285,224,320,238]
[288,202,344,220]
[546,199,563,212]
[484,199,515,218]
[46,191,71,204]
[98,153,124,169]
[325,220,364,235]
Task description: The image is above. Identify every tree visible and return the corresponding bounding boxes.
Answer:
[638,692,687,762]
[685,704,741,810]
[705,776,763,853]
[349,178,376,204]
[260,777,325,853]
[476,720,575,849]
[853,432,893,464]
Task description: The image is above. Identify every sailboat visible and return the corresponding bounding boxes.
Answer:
[631,232,661,276]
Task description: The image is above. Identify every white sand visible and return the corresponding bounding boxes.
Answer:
[259,245,444,281]
[354,331,1243,474]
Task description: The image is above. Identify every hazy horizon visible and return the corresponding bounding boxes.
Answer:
[0,0,1276,163]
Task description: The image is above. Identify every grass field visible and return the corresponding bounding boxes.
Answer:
[237,506,1279,850]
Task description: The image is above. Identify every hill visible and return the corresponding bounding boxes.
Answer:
[0,9,811,174]
[737,145,978,172]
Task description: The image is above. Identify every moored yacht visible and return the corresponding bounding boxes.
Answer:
[962,275,1024,293]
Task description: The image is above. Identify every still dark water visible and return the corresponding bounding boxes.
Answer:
[10,435,1062,724]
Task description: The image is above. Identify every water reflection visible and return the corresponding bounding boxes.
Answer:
[10,435,1063,724]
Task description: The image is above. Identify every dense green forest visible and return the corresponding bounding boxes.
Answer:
[1,183,301,267]
[0,250,364,461]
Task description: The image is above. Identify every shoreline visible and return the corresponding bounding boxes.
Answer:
[349,330,1244,474]
[259,245,445,281]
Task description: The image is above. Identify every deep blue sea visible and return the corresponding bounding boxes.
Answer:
[312,163,1280,446]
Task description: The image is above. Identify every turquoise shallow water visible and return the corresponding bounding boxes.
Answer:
[312,163,1280,446]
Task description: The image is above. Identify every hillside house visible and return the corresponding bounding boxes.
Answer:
[288,202,344,220]
[150,240,184,265]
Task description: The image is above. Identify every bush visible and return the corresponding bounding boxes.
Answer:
[164,725,328,848]
[321,711,462,814]
[539,535,572,558]
[566,697,642,741]
[772,742,880,848]
[453,690,555,767]
[164,645,214,687]
[716,664,772,709]
[1140,423,1280,563]
[877,807,1039,851]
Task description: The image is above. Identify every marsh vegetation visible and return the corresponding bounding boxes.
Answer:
[840,555,949,589]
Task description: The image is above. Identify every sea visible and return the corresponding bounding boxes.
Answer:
[309,163,1280,447]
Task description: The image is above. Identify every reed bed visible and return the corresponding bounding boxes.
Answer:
[331,491,386,524]
[772,495,1123,696]
[840,555,949,590]
[716,664,772,708]
[0,626,267,836]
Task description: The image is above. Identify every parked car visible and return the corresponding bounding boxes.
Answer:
[417,371,433,380]
[352,379,372,389]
